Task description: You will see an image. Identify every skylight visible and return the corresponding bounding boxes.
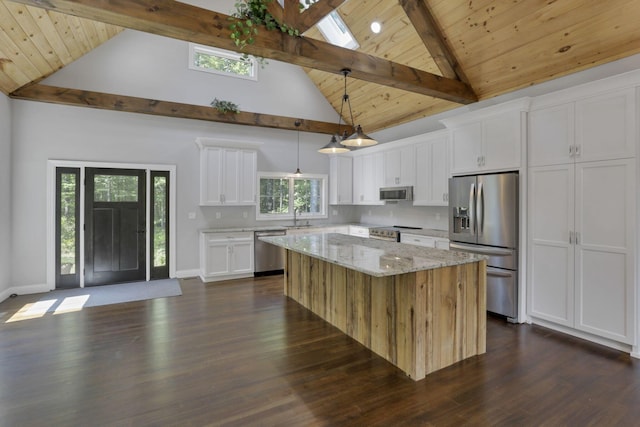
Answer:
[317,11,359,50]
[275,1,358,50]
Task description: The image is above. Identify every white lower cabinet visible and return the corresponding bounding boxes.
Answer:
[348,225,370,238]
[528,159,636,344]
[400,233,449,249]
[200,231,254,282]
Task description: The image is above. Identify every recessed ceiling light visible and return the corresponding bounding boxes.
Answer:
[370,21,381,34]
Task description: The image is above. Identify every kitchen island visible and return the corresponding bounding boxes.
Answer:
[260,233,487,381]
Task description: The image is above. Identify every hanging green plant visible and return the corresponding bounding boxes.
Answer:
[228,0,311,51]
[211,98,240,114]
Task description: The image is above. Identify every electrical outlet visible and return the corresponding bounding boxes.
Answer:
[242,211,248,219]
[215,212,221,219]
[436,213,441,221]
[332,209,338,216]
[188,212,196,220]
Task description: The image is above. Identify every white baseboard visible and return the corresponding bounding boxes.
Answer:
[0,283,50,303]
[175,269,200,279]
[530,316,633,355]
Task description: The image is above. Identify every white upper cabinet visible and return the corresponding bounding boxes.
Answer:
[197,139,258,206]
[353,152,384,205]
[529,102,574,167]
[383,145,415,187]
[575,89,636,162]
[414,131,450,206]
[449,122,482,174]
[329,155,353,205]
[529,88,636,167]
[443,98,529,175]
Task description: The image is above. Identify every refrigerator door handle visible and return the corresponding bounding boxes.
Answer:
[486,267,514,278]
[449,242,515,256]
[477,182,484,236]
[469,183,476,234]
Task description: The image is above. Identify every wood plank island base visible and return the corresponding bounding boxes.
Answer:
[260,233,487,381]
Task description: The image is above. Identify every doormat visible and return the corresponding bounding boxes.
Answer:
[11,279,182,320]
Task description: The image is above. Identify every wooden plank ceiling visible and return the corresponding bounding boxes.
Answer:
[1,0,640,134]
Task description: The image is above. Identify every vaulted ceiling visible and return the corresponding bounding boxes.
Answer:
[1,0,640,134]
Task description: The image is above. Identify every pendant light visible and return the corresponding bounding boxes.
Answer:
[319,68,379,153]
[318,71,350,154]
[339,69,378,148]
[293,120,302,176]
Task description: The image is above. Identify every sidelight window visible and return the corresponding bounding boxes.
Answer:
[55,168,80,288]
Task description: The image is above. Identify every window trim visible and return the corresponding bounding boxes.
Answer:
[256,172,328,221]
[188,43,258,81]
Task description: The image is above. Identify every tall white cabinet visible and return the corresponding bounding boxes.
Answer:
[528,87,637,345]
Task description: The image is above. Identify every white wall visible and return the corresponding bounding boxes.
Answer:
[10,100,338,289]
[43,30,338,123]
[0,94,11,298]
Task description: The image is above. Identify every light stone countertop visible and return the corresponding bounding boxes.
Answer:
[199,223,385,234]
[200,224,449,239]
[260,233,486,277]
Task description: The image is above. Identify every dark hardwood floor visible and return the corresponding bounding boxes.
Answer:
[1,275,639,426]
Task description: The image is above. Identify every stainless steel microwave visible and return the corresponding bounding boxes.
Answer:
[379,186,413,201]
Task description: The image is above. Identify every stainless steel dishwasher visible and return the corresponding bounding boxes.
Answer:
[254,230,286,276]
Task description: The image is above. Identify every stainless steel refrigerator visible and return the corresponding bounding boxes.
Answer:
[448,172,519,320]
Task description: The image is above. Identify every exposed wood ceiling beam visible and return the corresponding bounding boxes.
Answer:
[7,0,477,104]
[9,84,340,134]
[399,0,471,85]
[298,0,347,33]
[265,1,284,23]
[283,0,300,29]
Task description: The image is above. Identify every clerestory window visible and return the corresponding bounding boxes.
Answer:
[188,43,258,81]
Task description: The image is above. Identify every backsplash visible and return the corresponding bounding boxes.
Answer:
[199,203,448,231]
[356,204,448,230]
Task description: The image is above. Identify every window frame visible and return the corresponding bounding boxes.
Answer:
[188,43,258,81]
[256,172,328,221]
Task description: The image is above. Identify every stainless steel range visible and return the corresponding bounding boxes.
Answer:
[369,225,422,242]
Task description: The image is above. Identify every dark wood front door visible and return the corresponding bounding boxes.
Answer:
[85,168,146,286]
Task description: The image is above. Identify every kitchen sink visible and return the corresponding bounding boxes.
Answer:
[286,224,314,229]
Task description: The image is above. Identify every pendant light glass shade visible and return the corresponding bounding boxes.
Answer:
[318,134,350,154]
[343,125,377,147]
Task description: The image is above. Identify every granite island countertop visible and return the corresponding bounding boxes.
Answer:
[260,233,486,277]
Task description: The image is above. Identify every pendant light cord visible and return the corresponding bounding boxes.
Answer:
[294,120,302,175]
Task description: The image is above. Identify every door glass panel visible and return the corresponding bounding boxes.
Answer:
[94,175,139,202]
[153,176,167,267]
[60,172,77,275]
